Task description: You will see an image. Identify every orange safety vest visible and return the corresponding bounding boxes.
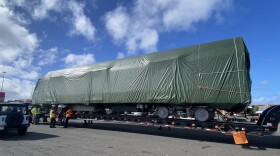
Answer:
[66,109,72,118]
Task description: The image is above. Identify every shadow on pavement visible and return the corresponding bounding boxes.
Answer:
[0,131,59,141]
[70,120,280,150]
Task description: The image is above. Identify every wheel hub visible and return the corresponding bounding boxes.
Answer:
[157,107,169,119]
[194,108,210,122]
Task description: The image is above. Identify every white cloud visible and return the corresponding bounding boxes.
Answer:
[213,1,233,24]
[116,52,125,59]
[253,96,279,104]
[86,0,98,10]
[68,0,96,41]
[0,64,39,80]
[62,53,96,68]
[5,0,26,7]
[104,5,159,54]
[33,0,61,20]
[37,48,58,66]
[13,57,32,69]
[138,29,158,53]
[161,1,218,30]
[0,2,38,64]
[105,6,129,42]
[31,0,96,41]
[1,78,34,100]
[0,1,40,101]
[260,80,268,85]
[104,0,232,54]
[14,0,25,6]
[0,1,39,79]
[254,80,269,91]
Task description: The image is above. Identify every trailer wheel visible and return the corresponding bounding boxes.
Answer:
[194,108,210,122]
[156,107,169,119]
[105,108,112,115]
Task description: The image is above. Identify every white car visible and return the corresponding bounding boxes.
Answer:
[0,103,30,135]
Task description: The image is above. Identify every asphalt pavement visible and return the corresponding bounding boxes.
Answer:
[0,119,280,156]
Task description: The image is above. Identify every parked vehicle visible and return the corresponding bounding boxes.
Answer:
[0,103,30,135]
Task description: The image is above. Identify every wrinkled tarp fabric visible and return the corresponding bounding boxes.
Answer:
[32,37,251,110]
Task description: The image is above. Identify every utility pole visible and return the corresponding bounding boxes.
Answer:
[30,83,34,99]
[1,72,6,92]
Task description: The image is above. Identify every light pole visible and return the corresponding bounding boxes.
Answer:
[1,72,6,92]
[30,83,34,99]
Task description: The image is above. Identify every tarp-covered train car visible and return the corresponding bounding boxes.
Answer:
[32,37,251,114]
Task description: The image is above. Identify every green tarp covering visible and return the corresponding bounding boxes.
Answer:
[32,37,251,110]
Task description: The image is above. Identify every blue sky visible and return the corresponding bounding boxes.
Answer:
[0,0,279,104]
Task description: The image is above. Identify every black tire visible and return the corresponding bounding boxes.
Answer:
[29,116,33,123]
[5,112,24,127]
[17,127,27,135]
[0,130,7,136]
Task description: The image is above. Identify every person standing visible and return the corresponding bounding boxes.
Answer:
[35,106,42,125]
[31,106,36,124]
[58,109,65,125]
[50,107,57,128]
[63,107,72,128]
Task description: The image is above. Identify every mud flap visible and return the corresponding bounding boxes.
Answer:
[232,131,248,144]
[272,124,280,136]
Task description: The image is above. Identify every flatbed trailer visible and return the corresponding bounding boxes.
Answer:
[78,105,280,144]
[33,37,279,144]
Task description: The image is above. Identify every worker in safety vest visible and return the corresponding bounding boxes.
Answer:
[63,107,72,128]
[50,107,57,128]
[35,106,42,125]
[31,107,36,124]
[34,105,42,125]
